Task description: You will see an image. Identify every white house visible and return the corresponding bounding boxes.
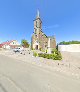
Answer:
[0,40,20,49]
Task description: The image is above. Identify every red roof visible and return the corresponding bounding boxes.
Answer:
[0,40,15,46]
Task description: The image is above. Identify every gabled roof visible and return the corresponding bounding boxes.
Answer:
[0,40,16,45]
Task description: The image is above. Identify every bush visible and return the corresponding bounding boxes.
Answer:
[33,52,38,57]
[37,49,62,60]
[46,54,51,59]
[45,49,47,53]
[53,51,62,60]
[38,53,44,57]
[51,49,58,54]
[53,55,62,60]
[43,54,47,58]
[39,48,41,51]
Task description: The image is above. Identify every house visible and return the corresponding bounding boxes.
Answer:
[0,40,20,49]
[31,10,56,53]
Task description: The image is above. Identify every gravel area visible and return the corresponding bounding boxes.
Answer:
[0,49,80,79]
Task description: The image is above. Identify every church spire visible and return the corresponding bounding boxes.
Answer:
[36,10,40,18]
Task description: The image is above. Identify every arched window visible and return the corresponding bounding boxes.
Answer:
[36,21,37,27]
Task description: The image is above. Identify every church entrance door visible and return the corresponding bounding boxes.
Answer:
[36,45,38,50]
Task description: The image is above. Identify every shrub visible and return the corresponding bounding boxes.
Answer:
[33,52,38,57]
[46,54,51,59]
[53,51,62,60]
[45,49,47,53]
[54,55,62,60]
[39,53,61,60]
[51,49,58,54]
[39,48,41,51]
[41,49,45,52]
[38,53,43,57]
[38,49,62,60]
[31,48,33,50]
[43,53,47,58]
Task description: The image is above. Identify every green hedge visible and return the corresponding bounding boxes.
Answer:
[38,52,62,60]
[33,49,62,60]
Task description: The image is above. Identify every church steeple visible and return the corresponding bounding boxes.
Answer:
[36,10,40,18]
[34,10,42,34]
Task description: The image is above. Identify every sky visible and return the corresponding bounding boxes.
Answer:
[0,0,80,44]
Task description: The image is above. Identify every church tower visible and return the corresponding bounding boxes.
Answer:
[31,10,42,50]
[31,10,56,51]
[34,10,42,34]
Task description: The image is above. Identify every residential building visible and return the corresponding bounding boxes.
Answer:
[0,40,20,49]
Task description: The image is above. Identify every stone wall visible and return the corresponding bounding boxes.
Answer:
[58,44,80,52]
[50,38,56,48]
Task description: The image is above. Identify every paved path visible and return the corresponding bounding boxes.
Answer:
[0,54,80,92]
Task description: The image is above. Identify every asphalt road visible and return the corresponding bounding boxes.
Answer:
[0,54,80,92]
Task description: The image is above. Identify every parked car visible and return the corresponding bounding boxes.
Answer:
[13,47,23,53]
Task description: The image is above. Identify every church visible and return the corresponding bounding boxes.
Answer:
[31,10,56,53]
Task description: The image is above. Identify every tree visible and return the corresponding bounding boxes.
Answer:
[58,41,80,45]
[21,39,29,48]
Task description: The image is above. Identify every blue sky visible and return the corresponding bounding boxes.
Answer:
[0,0,80,44]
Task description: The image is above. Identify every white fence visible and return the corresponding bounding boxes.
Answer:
[58,44,80,52]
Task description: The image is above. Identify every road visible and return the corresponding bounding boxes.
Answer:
[0,54,80,92]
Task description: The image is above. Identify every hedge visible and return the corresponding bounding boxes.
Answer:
[33,49,62,60]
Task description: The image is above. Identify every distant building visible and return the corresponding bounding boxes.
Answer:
[0,40,20,49]
[31,10,56,53]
